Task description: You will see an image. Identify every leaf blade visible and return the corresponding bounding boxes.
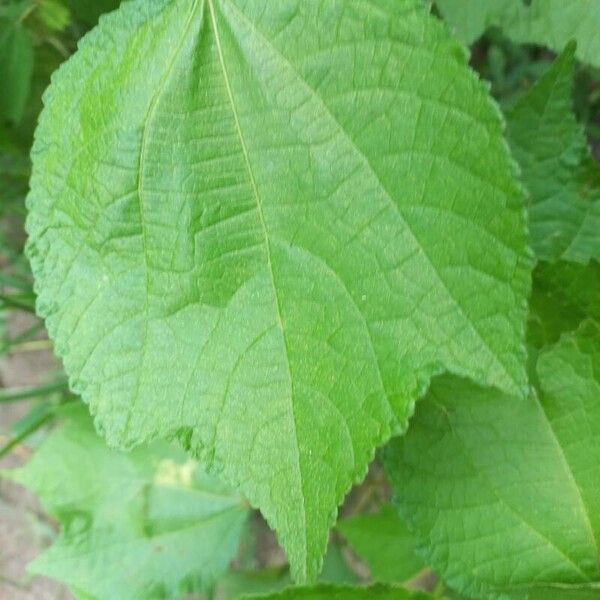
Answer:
[26,0,531,579]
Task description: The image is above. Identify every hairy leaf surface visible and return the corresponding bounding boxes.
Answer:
[506,44,600,263]
[436,0,600,68]
[26,0,530,579]
[337,506,424,584]
[5,405,249,599]
[385,324,600,598]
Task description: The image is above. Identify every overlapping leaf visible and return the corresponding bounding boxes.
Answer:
[506,44,600,263]
[26,0,530,579]
[384,324,600,599]
[436,0,600,68]
[5,405,249,600]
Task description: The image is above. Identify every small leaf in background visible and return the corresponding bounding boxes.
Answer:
[506,43,600,263]
[436,0,600,69]
[36,0,71,32]
[337,506,424,584]
[3,405,249,600]
[384,324,600,599]
[26,0,531,579]
[239,583,436,600]
[66,0,120,26]
[528,260,600,349]
[0,14,35,123]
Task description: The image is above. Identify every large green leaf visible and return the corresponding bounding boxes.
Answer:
[5,405,249,600]
[337,506,424,584]
[436,0,600,68]
[240,583,435,600]
[506,44,600,263]
[26,0,530,580]
[384,324,600,599]
[0,13,35,123]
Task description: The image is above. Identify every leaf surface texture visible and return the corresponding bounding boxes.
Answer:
[385,324,600,598]
[26,0,530,578]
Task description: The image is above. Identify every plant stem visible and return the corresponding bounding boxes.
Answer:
[0,379,68,403]
[0,412,52,459]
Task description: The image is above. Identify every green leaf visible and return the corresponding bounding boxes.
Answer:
[5,405,249,599]
[0,16,35,123]
[528,260,600,349]
[435,0,600,68]
[240,583,435,600]
[506,44,600,263]
[26,0,531,580]
[337,506,424,584]
[384,324,600,598]
[36,0,72,32]
[319,544,358,585]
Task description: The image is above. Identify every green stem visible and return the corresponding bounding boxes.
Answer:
[0,379,68,403]
[0,412,52,459]
[0,293,36,313]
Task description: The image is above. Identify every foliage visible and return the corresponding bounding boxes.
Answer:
[506,43,600,263]
[337,506,423,584]
[4,404,250,599]
[384,324,600,599]
[435,0,600,68]
[25,0,530,580]
[240,584,436,600]
[0,0,598,599]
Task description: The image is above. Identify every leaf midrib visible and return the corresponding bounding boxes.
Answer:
[218,0,522,396]
[206,0,308,569]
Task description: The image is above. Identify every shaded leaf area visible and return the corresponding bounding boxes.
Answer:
[26,0,531,579]
[528,260,600,349]
[506,44,600,263]
[385,324,600,599]
[337,506,424,584]
[435,0,600,68]
[66,0,121,26]
[3,404,249,600]
[240,583,436,600]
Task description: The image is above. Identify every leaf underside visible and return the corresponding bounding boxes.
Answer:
[26,0,530,579]
[385,324,600,599]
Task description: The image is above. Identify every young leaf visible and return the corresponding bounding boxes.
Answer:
[0,14,35,123]
[5,405,249,600]
[26,0,530,580]
[436,0,600,68]
[337,506,424,584]
[240,583,435,600]
[384,324,600,598]
[506,44,600,263]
